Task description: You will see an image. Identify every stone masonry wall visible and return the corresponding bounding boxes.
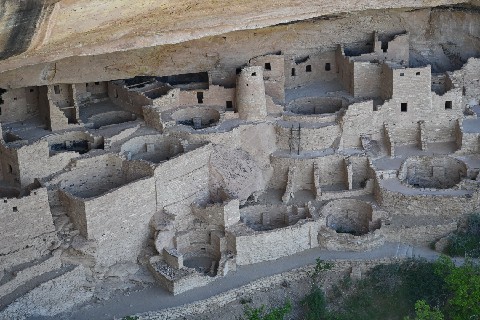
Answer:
[84,177,156,266]
[154,144,213,220]
[228,220,320,265]
[0,188,57,270]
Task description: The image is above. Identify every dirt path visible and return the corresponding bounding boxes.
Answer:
[28,242,452,320]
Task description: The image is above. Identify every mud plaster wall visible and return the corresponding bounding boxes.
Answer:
[353,62,383,98]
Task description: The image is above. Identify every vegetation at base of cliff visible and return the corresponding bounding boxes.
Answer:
[444,213,480,258]
[241,300,292,320]
[301,256,480,320]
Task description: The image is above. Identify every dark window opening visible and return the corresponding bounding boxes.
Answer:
[8,164,12,173]
[29,88,34,93]
[445,101,452,109]
[400,73,405,76]
[236,68,242,75]
[13,97,17,101]
[86,83,89,87]
[3,199,6,203]
[155,72,209,86]
[381,41,388,53]
[95,82,100,85]
[325,63,331,71]
[416,72,421,76]
[291,68,296,76]
[226,101,233,109]
[12,207,17,212]
[306,65,312,72]
[265,63,271,70]
[0,88,6,105]
[251,72,257,76]
[197,92,204,104]
[54,85,60,94]
[114,89,118,98]
[0,107,2,115]
[401,103,408,112]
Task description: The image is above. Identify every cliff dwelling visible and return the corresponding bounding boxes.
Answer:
[0,0,479,319]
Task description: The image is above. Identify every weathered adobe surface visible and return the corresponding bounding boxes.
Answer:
[0,0,475,77]
[1,5,480,88]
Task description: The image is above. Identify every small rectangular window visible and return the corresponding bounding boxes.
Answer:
[265,63,271,71]
[325,63,331,71]
[291,68,296,76]
[29,88,34,93]
[226,101,233,109]
[306,65,312,72]
[251,72,257,76]
[12,207,17,212]
[416,72,421,76]
[236,68,242,75]
[95,82,100,85]
[445,101,452,109]
[401,103,408,112]
[54,85,60,94]
[400,73,405,76]
[0,107,2,115]
[197,92,204,104]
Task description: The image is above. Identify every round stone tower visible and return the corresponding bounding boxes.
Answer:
[236,66,267,120]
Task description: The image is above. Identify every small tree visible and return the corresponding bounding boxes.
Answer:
[435,255,480,320]
[404,300,444,320]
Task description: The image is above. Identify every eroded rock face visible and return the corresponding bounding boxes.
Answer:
[0,0,470,70]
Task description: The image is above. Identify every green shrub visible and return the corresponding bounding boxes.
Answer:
[311,258,334,279]
[325,259,447,320]
[302,285,329,320]
[434,255,480,320]
[445,213,480,258]
[404,300,444,320]
[243,300,292,320]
